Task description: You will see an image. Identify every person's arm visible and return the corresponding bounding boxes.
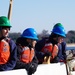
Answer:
[27,53,38,75]
[31,54,38,68]
[57,42,67,63]
[62,42,67,60]
[35,39,45,60]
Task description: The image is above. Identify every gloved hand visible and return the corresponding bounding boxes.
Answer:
[60,60,66,64]
[50,56,58,63]
[28,63,37,74]
[44,52,52,57]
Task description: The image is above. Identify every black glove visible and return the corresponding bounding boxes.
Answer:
[44,52,52,57]
[28,64,37,74]
[51,56,59,63]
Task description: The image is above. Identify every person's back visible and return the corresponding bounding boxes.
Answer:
[0,16,17,71]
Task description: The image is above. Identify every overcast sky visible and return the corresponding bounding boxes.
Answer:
[0,0,75,34]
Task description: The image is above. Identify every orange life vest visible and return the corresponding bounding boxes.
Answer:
[41,43,58,59]
[20,46,34,63]
[0,39,10,64]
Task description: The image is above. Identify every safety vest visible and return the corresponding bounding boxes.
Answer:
[20,46,34,63]
[41,43,58,59]
[0,39,10,64]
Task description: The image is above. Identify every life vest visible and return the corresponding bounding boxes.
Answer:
[0,39,10,64]
[41,43,58,59]
[20,46,34,63]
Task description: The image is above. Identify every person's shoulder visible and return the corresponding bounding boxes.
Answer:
[60,41,66,48]
[35,38,48,48]
[5,37,14,43]
[6,37,16,45]
[61,41,66,45]
[16,37,24,45]
[37,37,48,43]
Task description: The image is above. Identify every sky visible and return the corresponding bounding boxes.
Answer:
[0,0,75,34]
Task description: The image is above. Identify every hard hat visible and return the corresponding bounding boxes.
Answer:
[0,16,12,27]
[21,28,38,40]
[52,23,66,37]
[53,23,64,28]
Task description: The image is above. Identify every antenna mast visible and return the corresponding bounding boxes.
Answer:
[8,0,13,21]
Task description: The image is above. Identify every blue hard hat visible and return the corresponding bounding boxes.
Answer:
[21,28,38,40]
[52,23,66,37]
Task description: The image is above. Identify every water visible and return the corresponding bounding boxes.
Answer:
[66,47,75,50]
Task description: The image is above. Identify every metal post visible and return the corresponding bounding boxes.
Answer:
[8,0,13,21]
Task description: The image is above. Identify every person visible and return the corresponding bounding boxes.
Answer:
[14,28,38,75]
[0,16,17,71]
[35,23,66,64]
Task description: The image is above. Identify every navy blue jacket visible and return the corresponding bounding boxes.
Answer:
[35,38,67,63]
[0,39,17,71]
[14,37,38,73]
[57,42,67,62]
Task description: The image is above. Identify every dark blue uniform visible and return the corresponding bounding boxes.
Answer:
[35,38,67,64]
[14,37,38,75]
[57,42,67,62]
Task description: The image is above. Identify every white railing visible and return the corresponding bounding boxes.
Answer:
[0,63,67,75]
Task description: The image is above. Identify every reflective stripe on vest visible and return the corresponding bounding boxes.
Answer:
[41,43,58,59]
[52,45,58,58]
[0,39,10,64]
[20,47,34,63]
